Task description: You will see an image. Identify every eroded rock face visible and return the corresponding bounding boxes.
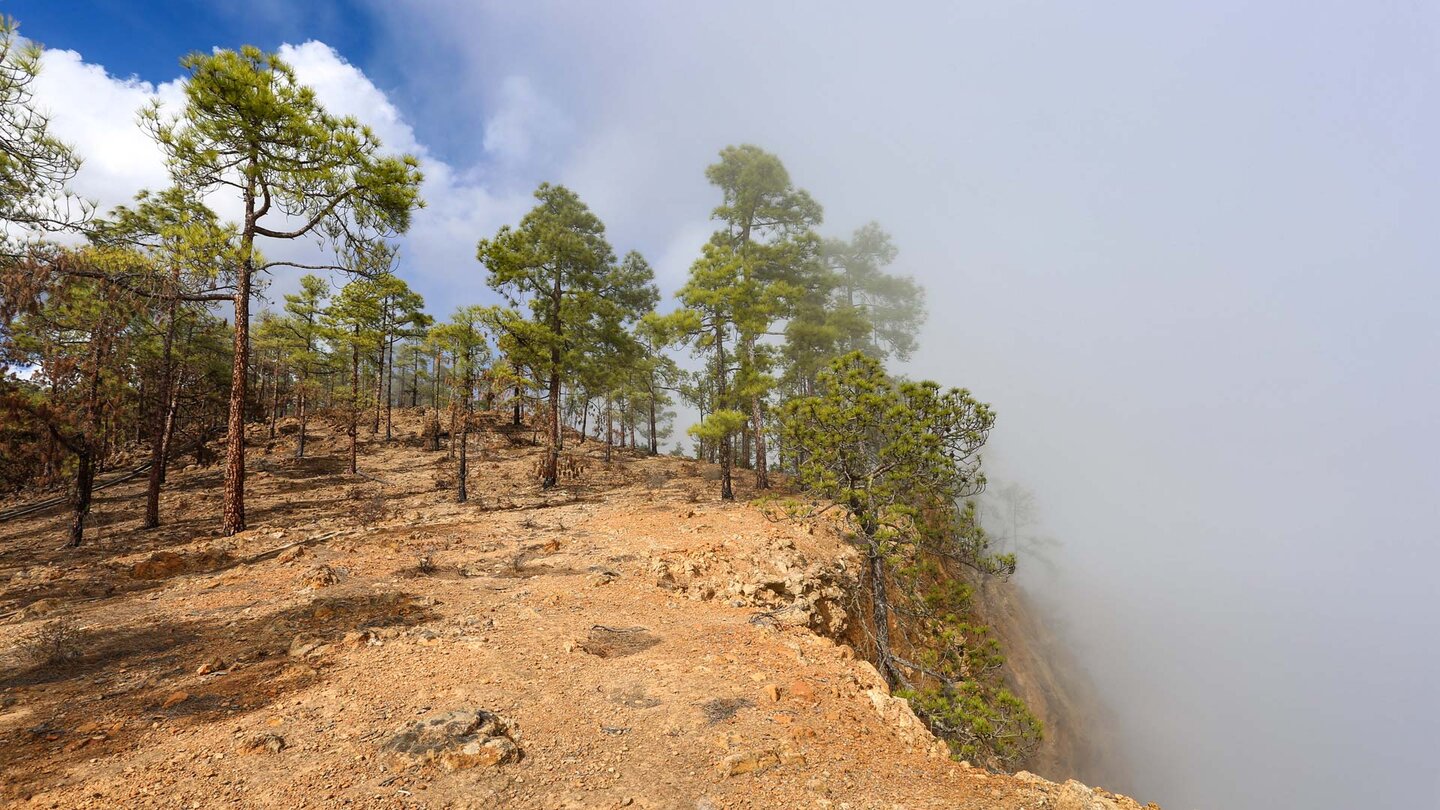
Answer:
[648,536,855,637]
[382,709,521,771]
[130,548,232,580]
[1013,773,1161,810]
[865,688,951,759]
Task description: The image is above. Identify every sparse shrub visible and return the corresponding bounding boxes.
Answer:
[16,620,85,668]
[416,551,436,575]
[900,682,1042,770]
[346,486,387,523]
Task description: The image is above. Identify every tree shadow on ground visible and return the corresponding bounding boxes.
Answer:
[0,590,436,800]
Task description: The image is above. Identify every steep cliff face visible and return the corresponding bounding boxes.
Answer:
[976,579,1132,789]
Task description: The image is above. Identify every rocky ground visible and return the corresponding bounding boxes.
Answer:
[0,410,1157,809]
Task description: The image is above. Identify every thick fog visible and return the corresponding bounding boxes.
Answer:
[24,2,1440,807]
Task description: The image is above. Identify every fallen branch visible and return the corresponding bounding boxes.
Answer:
[242,528,358,565]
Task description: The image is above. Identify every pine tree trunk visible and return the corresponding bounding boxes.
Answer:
[604,395,613,462]
[868,541,899,687]
[448,400,457,459]
[221,257,251,536]
[431,347,442,409]
[349,339,360,475]
[144,284,181,530]
[649,395,658,455]
[144,387,179,529]
[296,382,308,459]
[268,354,281,440]
[715,323,733,501]
[457,363,471,502]
[372,346,383,434]
[384,339,394,441]
[752,394,769,489]
[65,451,95,548]
[543,369,560,487]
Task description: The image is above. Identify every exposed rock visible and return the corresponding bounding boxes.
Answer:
[646,541,854,637]
[131,552,186,580]
[717,749,780,777]
[382,709,521,770]
[716,747,804,777]
[575,625,660,658]
[130,548,232,580]
[865,689,950,759]
[288,634,325,658]
[299,564,339,588]
[341,629,376,647]
[16,598,59,620]
[240,733,287,754]
[195,656,226,675]
[276,545,308,564]
[787,679,818,703]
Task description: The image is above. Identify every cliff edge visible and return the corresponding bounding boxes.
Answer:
[0,411,1158,809]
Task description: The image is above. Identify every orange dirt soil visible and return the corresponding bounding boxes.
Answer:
[0,410,1157,809]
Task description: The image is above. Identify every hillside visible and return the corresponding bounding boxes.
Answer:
[0,410,1157,809]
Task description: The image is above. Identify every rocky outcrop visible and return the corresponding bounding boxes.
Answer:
[1013,772,1162,810]
[648,535,856,637]
[382,709,522,771]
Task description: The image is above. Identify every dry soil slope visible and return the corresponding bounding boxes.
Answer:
[0,410,1158,809]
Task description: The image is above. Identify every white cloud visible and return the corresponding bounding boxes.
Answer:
[29,40,538,310]
[32,49,182,213]
[276,41,424,158]
[482,75,568,169]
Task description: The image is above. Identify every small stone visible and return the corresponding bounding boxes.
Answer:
[240,733,286,755]
[18,598,58,619]
[276,546,307,564]
[788,680,818,703]
[299,564,339,588]
[288,635,323,658]
[717,749,781,777]
[196,656,227,675]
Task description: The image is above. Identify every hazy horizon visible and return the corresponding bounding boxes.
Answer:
[10,2,1439,807]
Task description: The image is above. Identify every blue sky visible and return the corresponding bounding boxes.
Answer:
[6,4,1439,809]
[3,1,378,84]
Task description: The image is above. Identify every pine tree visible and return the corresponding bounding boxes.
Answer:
[325,273,384,476]
[281,275,330,459]
[90,186,238,529]
[477,184,656,487]
[780,352,1039,768]
[431,307,490,502]
[0,16,87,253]
[145,45,423,535]
[700,145,822,489]
[0,248,145,546]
